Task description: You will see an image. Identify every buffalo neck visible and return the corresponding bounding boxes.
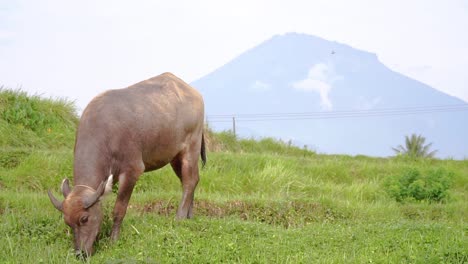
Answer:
[73,135,111,189]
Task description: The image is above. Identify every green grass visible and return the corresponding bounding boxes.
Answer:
[205,130,314,157]
[0,90,467,263]
[0,88,78,149]
[1,151,466,263]
[2,192,466,263]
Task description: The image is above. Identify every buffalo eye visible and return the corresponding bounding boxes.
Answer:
[79,215,89,225]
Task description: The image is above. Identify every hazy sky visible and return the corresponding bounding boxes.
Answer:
[1,0,467,111]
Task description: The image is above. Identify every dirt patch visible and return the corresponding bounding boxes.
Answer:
[134,199,346,228]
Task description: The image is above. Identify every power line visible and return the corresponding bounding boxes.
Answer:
[208,104,468,118]
[206,104,468,123]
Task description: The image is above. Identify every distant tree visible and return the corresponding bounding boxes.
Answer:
[392,134,437,158]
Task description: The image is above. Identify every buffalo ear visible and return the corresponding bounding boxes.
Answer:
[82,175,113,209]
[83,181,104,209]
[61,179,71,198]
[48,190,63,212]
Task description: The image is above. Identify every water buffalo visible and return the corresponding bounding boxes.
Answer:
[48,72,206,256]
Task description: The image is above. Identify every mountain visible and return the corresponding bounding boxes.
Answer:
[192,33,468,159]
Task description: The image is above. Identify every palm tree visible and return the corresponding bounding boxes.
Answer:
[392,134,437,158]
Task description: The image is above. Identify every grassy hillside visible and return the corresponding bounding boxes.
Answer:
[0,88,78,149]
[0,90,467,263]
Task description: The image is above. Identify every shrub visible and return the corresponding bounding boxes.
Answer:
[385,168,453,202]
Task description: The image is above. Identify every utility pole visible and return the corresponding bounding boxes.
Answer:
[232,116,236,137]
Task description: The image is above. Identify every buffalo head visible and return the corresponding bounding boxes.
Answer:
[48,175,113,257]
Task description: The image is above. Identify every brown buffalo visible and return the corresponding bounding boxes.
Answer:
[48,72,206,256]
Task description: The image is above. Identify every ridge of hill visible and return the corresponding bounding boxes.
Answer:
[0,88,314,159]
[0,88,78,150]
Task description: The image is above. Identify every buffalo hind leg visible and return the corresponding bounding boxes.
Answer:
[171,150,200,219]
[110,163,143,241]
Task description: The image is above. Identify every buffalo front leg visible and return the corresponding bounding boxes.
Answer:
[171,151,200,219]
[110,169,140,241]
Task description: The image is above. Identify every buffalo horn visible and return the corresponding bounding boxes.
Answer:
[48,190,63,212]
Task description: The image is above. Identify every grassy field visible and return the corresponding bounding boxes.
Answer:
[0,89,467,263]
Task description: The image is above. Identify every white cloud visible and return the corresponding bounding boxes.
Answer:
[356,96,382,110]
[291,63,341,110]
[250,80,271,91]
